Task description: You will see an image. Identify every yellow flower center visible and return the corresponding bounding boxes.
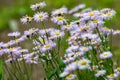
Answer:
[104,27,110,30]
[66,74,73,79]
[89,13,94,16]
[57,16,63,20]
[93,20,98,23]
[39,14,44,18]
[98,71,102,75]
[66,25,70,29]
[9,48,14,50]
[103,53,108,57]
[106,12,111,16]
[44,44,50,48]
[55,32,60,36]
[81,61,87,65]
[110,74,114,77]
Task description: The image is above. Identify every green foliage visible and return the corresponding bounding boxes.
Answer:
[0,60,3,80]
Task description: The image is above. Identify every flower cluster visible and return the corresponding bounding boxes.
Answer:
[1,1,120,80]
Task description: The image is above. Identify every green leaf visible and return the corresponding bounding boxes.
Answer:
[48,69,57,79]
[0,60,3,80]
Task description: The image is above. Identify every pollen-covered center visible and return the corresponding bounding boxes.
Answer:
[44,44,50,48]
[57,16,63,20]
[81,61,87,65]
[38,14,44,18]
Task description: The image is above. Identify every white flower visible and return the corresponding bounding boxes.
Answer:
[49,30,64,39]
[69,4,86,14]
[95,70,106,77]
[51,16,66,25]
[107,73,119,80]
[77,58,91,70]
[59,71,69,78]
[30,1,46,10]
[8,31,21,37]
[64,62,77,72]
[65,74,76,80]
[20,15,32,24]
[100,51,112,59]
[33,12,48,22]
[51,6,68,16]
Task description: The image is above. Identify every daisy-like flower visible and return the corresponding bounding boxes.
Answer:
[24,28,38,38]
[33,12,48,22]
[30,1,46,10]
[100,51,112,59]
[61,24,73,31]
[107,73,119,80]
[20,15,32,24]
[8,31,21,37]
[79,46,91,53]
[66,45,79,53]
[51,16,66,25]
[77,58,91,70]
[40,41,56,53]
[113,30,120,35]
[101,8,116,20]
[69,4,86,14]
[64,62,77,72]
[65,74,76,80]
[51,6,68,16]
[26,55,39,64]
[95,70,106,77]
[49,30,64,39]
[59,71,69,78]
[73,12,82,18]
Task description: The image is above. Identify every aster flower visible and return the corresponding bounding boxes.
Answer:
[100,51,112,59]
[8,31,21,37]
[69,4,86,14]
[24,28,38,38]
[65,74,76,80]
[51,6,68,16]
[107,73,119,80]
[30,1,46,10]
[51,16,66,25]
[95,70,106,77]
[77,58,91,70]
[20,15,32,24]
[33,12,48,22]
[49,30,64,39]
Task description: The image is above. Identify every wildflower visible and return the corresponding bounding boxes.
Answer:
[79,46,91,53]
[113,30,120,35]
[51,6,68,16]
[8,31,21,37]
[107,73,119,80]
[65,74,76,80]
[26,55,39,64]
[49,30,64,39]
[24,28,38,38]
[66,45,79,53]
[95,70,106,77]
[77,58,91,70]
[51,16,66,25]
[59,71,69,78]
[64,62,77,72]
[69,4,86,14]
[100,51,112,59]
[30,1,46,10]
[61,24,73,31]
[20,15,32,24]
[73,13,82,18]
[40,41,56,52]
[33,12,48,22]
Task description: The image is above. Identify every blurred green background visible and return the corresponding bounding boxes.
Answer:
[0,0,120,58]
